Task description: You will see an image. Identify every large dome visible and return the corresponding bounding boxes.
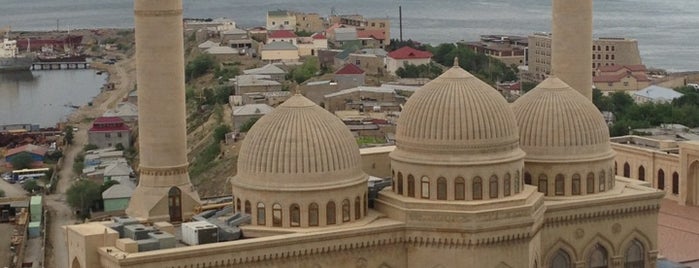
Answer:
[512,77,614,161]
[394,64,521,160]
[234,94,365,191]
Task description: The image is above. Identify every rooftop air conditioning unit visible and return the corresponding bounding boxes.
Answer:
[182,221,219,245]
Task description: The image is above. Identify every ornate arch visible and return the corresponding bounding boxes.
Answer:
[618,229,653,255]
[544,239,579,266]
[582,234,617,258]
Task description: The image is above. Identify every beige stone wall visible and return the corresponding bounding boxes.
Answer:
[360,146,393,178]
[594,76,651,92]
[236,84,282,95]
[348,54,385,75]
[679,142,699,205]
[261,49,299,62]
[613,143,680,202]
[552,0,593,99]
[266,14,296,30]
[325,91,397,113]
[295,13,325,33]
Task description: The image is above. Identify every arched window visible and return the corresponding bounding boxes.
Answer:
[515,171,521,194]
[272,203,282,227]
[489,175,499,198]
[525,172,532,185]
[244,200,251,214]
[550,249,572,268]
[342,199,350,222]
[290,204,300,227]
[504,173,511,197]
[588,244,609,268]
[397,172,403,195]
[672,172,679,195]
[599,170,606,192]
[326,201,336,225]
[538,174,548,195]
[257,202,266,225]
[625,240,644,268]
[437,177,447,200]
[421,176,430,199]
[354,197,361,220]
[658,169,665,190]
[407,175,415,197]
[454,177,465,200]
[572,174,581,195]
[236,198,241,212]
[363,193,368,216]
[623,162,630,177]
[555,174,565,196]
[309,203,319,226]
[638,166,645,181]
[587,172,595,194]
[473,177,483,200]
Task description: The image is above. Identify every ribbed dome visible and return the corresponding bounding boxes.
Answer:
[395,64,521,159]
[512,77,614,161]
[234,94,365,190]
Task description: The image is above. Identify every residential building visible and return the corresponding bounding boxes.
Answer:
[241,91,291,107]
[184,18,236,33]
[386,46,433,75]
[593,65,651,92]
[461,35,527,66]
[102,184,134,212]
[220,28,248,43]
[324,85,403,113]
[267,30,297,45]
[243,64,286,82]
[332,27,358,47]
[234,75,282,95]
[4,144,48,167]
[197,40,219,51]
[103,102,138,123]
[266,10,296,30]
[347,52,385,75]
[633,85,683,104]
[295,12,325,33]
[232,104,274,132]
[87,117,131,149]
[260,42,299,63]
[298,80,339,105]
[357,30,387,49]
[528,32,642,82]
[329,15,391,47]
[334,63,366,90]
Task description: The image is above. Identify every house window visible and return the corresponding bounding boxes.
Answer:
[257,202,266,225]
[342,199,350,222]
[272,203,282,227]
[589,244,609,268]
[638,166,645,181]
[421,176,430,199]
[599,170,606,192]
[672,172,679,195]
[407,175,415,197]
[551,249,572,268]
[608,82,613,87]
[623,82,629,86]
[504,173,511,197]
[309,203,318,226]
[355,197,361,220]
[245,201,251,214]
[437,177,447,200]
[355,59,361,65]
[572,174,581,195]
[473,177,483,200]
[105,133,111,138]
[538,175,548,195]
[587,172,595,194]
[658,169,665,190]
[397,172,403,195]
[625,240,644,268]
[489,176,498,198]
[555,174,565,196]
[454,177,465,200]
[326,201,336,225]
[272,21,276,26]
[117,132,122,138]
[290,204,300,227]
[284,21,289,25]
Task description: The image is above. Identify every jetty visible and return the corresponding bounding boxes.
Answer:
[31,62,90,70]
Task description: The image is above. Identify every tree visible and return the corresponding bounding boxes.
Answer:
[83,144,99,152]
[114,143,125,151]
[185,54,216,81]
[289,57,319,84]
[0,189,5,197]
[22,180,41,193]
[239,117,259,133]
[64,126,74,145]
[10,153,34,170]
[213,124,232,142]
[66,180,102,219]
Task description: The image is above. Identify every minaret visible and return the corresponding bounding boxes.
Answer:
[126,0,200,222]
[551,0,593,100]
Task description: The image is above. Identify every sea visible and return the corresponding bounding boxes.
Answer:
[0,0,697,127]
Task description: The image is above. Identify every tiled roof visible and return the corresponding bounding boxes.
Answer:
[634,85,684,100]
[262,42,298,51]
[593,72,650,83]
[597,64,647,73]
[335,64,365,75]
[311,33,326,40]
[5,144,48,157]
[387,46,433,60]
[268,30,297,39]
[89,117,130,132]
[357,30,386,40]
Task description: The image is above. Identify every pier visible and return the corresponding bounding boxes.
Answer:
[31,62,90,70]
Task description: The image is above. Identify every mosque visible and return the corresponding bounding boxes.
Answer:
[64,0,664,267]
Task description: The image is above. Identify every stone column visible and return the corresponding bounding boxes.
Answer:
[126,0,200,222]
[551,0,593,100]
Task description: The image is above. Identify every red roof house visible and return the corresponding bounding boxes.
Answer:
[4,144,49,168]
[386,46,433,75]
[268,30,297,39]
[334,64,366,90]
[88,117,132,149]
[335,63,366,75]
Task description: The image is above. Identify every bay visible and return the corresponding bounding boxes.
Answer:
[1,0,697,71]
[0,70,106,128]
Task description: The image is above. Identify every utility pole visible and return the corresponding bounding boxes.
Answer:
[399,6,403,42]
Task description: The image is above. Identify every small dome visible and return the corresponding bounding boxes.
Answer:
[512,77,614,161]
[234,94,365,190]
[395,64,521,159]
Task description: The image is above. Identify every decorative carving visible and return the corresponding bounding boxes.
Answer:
[575,228,585,239]
[139,164,189,176]
[134,9,183,17]
[612,223,622,234]
[356,258,368,268]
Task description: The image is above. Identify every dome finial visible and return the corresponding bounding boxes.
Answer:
[453,57,459,68]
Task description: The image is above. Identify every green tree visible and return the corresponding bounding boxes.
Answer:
[10,153,34,170]
[114,143,125,151]
[239,117,259,133]
[64,126,74,145]
[185,54,216,81]
[213,124,232,142]
[83,144,99,152]
[289,57,319,84]
[395,63,443,79]
[22,180,41,193]
[521,82,538,94]
[0,189,5,197]
[66,180,102,219]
